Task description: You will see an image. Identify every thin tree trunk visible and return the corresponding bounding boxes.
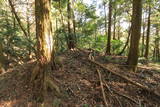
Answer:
[141,22,145,57]
[58,0,69,46]
[144,5,151,59]
[8,0,28,37]
[118,26,131,55]
[104,1,107,37]
[106,0,112,55]
[127,0,142,72]
[71,1,77,47]
[113,8,116,40]
[67,0,75,49]
[155,26,160,60]
[26,0,32,58]
[141,11,146,57]
[117,20,120,40]
[0,41,5,74]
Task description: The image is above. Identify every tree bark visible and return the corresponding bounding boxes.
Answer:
[33,0,55,102]
[141,11,146,57]
[113,8,116,40]
[154,26,160,61]
[0,43,5,74]
[26,0,32,58]
[104,1,107,38]
[127,0,142,72]
[144,5,151,59]
[71,1,77,47]
[67,0,75,49]
[106,0,112,55]
[117,20,120,40]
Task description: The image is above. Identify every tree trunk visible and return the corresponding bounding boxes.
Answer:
[26,0,32,58]
[106,0,112,55]
[141,11,146,57]
[33,0,55,102]
[8,0,28,37]
[113,8,116,40]
[0,43,5,74]
[127,0,142,72]
[117,20,120,40]
[67,0,75,49]
[155,26,160,61]
[118,25,131,55]
[70,0,76,46]
[104,1,107,38]
[144,5,151,59]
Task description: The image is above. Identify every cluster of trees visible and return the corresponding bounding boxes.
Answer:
[0,0,159,101]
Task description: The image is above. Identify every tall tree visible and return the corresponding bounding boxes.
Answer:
[144,4,151,59]
[127,0,142,71]
[106,0,112,55]
[32,0,55,101]
[141,10,146,57]
[153,25,160,60]
[103,1,107,40]
[113,7,117,40]
[67,0,75,49]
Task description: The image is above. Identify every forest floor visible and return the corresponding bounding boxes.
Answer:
[0,49,160,107]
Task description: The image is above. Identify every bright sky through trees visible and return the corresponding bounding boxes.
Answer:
[83,0,129,30]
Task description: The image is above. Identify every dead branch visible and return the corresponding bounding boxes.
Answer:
[88,59,160,99]
[97,69,108,107]
[112,88,138,104]
[78,48,160,100]
[103,80,138,105]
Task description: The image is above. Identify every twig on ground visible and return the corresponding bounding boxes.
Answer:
[112,88,138,104]
[97,69,108,107]
[103,80,138,105]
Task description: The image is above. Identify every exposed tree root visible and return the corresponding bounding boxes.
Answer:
[0,67,5,74]
[31,64,60,102]
[44,74,60,94]
[30,64,40,82]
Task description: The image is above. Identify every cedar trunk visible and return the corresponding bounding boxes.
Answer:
[144,5,151,59]
[104,1,107,37]
[34,0,54,101]
[113,8,116,40]
[106,0,112,55]
[67,0,75,49]
[127,0,142,71]
[141,11,146,57]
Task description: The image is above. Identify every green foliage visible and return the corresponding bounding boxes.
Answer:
[111,39,123,54]
[82,104,89,107]
[0,8,35,62]
[55,28,68,52]
[92,35,107,51]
